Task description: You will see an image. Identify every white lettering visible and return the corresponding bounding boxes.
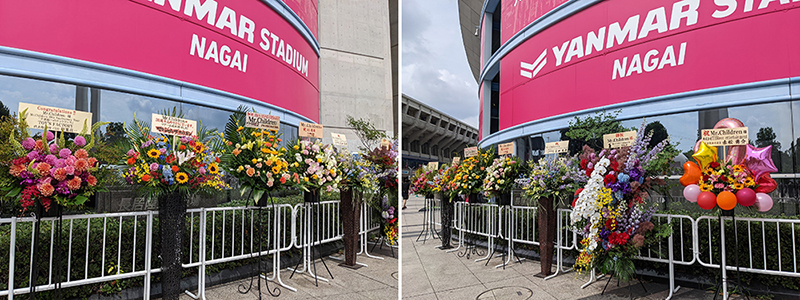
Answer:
[301,56,308,76]
[238,15,255,43]
[270,33,279,56]
[713,0,737,18]
[230,51,242,71]
[613,57,627,80]
[190,34,205,57]
[277,40,285,61]
[626,54,643,77]
[585,27,606,56]
[243,54,249,73]
[670,0,699,30]
[204,41,219,63]
[759,0,789,9]
[184,0,217,26]
[259,28,271,51]
[643,49,659,72]
[678,42,686,65]
[658,45,676,69]
[286,44,293,64]
[638,7,668,39]
[215,6,237,35]
[220,45,231,66]
[744,0,755,12]
[552,41,569,66]
[565,36,584,63]
[607,15,640,49]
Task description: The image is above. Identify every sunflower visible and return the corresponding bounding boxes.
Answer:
[175,172,189,184]
[699,183,713,192]
[733,165,744,173]
[193,143,205,153]
[147,149,161,158]
[208,163,219,174]
[744,177,756,187]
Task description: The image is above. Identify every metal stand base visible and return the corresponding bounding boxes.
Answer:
[415,198,439,243]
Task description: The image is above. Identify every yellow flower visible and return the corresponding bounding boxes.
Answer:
[312,174,318,180]
[237,166,244,172]
[733,165,744,173]
[251,158,258,164]
[175,172,189,184]
[147,149,160,158]
[261,148,269,153]
[272,166,281,173]
[208,163,219,174]
[237,126,244,132]
[700,183,712,192]
[733,182,744,190]
[744,177,755,187]
[304,177,309,182]
[293,145,300,150]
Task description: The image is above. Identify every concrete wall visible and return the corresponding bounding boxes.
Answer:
[318,0,395,153]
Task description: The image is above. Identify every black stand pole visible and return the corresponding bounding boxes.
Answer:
[415,197,439,244]
[713,210,750,300]
[439,197,454,250]
[370,235,396,258]
[484,205,522,269]
[600,272,648,300]
[457,200,484,259]
[238,192,280,298]
[289,199,333,287]
[30,203,64,299]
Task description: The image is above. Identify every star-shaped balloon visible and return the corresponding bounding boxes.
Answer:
[692,141,718,170]
[744,144,778,181]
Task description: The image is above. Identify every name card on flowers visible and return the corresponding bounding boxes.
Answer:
[331,132,347,147]
[427,161,439,170]
[701,127,749,146]
[19,102,92,134]
[452,157,460,164]
[498,142,515,155]
[464,146,478,157]
[299,122,323,138]
[603,130,637,149]
[380,138,391,149]
[245,112,280,131]
[544,141,569,155]
[151,114,197,137]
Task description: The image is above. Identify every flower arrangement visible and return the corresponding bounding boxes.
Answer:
[123,119,227,197]
[570,123,673,281]
[2,113,105,212]
[433,163,459,200]
[380,195,398,245]
[365,140,398,194]
[338,152,380,197]
[698,161,755,193]
[220,113,290,202]
[482,155,523,198]
[450,147,495,196]
[519,156,587,203]
[287,139,340,193]
[409,166,437,197]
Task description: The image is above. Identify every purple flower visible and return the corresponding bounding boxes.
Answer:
[46,131,55,141]
[59,148,72,158]
[55,159,66,168]
[74,136,86,147]
[159,148,167,155]
[22,138,35,150]
[180,136,190,143]
[26,151,39,161]
[50,144,59,154]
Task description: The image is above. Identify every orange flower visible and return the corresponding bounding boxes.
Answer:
[75,149,89,159]
[246,168,256,177]
[53,168,67,181]
[141,174,152,182]
[87,175,97,186]
[232,148,241,156]
[38,183,54,197]
[74,159,88,172]
[180,145,186,150]
[35,163,51,176]
[172,165,179,172]
[265,142,272,147]
[10,164,26,176]
[87,157,98,167]
[279,177,287,184]
[126,157,136,165]
[66,177,82,190]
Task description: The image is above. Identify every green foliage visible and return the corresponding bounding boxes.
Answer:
[0,101,9,119]
[347,115,389,152]
[563,110,632,154]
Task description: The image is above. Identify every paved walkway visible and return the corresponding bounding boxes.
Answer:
[169,241,398,299]
[401,195,745,300]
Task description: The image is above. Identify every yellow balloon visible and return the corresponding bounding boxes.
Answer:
[692,141,718,169]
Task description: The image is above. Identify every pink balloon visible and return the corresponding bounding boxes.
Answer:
[736,188,756,206]
[713,118,747,164]
[755,193,773,212]
[744,144,779,181]
[683,184,701,203]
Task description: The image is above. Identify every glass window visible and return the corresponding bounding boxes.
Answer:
[0,74,76,117]
[729,102,793,173]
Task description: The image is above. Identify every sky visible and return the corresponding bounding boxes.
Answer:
[402,0,480,129]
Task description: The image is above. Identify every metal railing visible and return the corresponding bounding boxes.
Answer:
[449,203,800,300]
[0,199,385,299]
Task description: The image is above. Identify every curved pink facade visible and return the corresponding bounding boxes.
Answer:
[501,0,568,43]
[0,0,320,121]
[498,0,800,131]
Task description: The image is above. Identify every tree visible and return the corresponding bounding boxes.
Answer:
[562,110,631,154]
[756,127,780,150]
[347,115,388,152]
[644,121,668,148]
[0,101,9,119]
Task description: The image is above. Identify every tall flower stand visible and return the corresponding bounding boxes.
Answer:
[339,188,363,268]
[158,192,186,300]
[457,194,485,259]
[236,192,280,298]
[535,197,557,277]
[439,196,455,249]
[30,203,64,299]
[415,194,439,243]
[486,193,523,269]
[289,189,334,286]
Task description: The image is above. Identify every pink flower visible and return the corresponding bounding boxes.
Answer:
[52,168,67,181]
[59,148,72,158]
[74,159,89,172]
[26,151,38,161]
[49,144,59,154]
[64,166,75,175]
[66,177,82,190]
[73,136,86,147]
[150,163,159,171]
[36,163,51,175]
[46,131,54,141]
[54,159,66,168]
[159,148,167,155]
[714,183,725,189]
[45,155,57,165]
[198,167,206,175]
[126,149,136,157]
[22,138,35,150]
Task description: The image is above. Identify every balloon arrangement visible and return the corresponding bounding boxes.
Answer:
[680,118,777,212]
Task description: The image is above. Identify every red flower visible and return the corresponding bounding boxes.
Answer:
[710,162,720,169]
[586,168,593,177]
[604,174,617,185]
[720,175,728,182]
[609,160,619,172]
[580,159,588,170]
[87,175,98,186]
[608,232,630,245]
[605,218,617,230]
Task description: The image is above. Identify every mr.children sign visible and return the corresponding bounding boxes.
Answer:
[500,0,800,131]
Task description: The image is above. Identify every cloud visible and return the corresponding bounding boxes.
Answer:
[402,0,479,129]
